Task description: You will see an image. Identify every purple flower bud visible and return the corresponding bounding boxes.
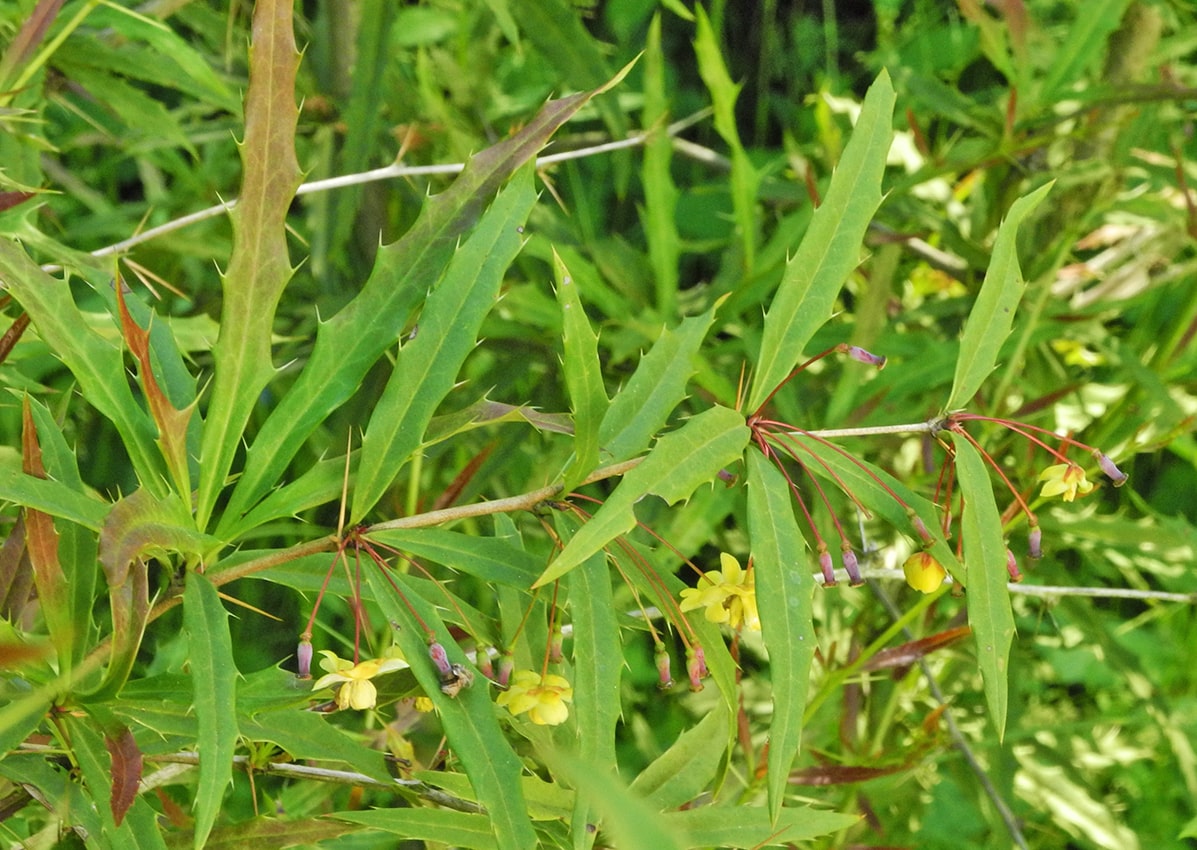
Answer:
[1005,549,1022,582]
[846,346,887,369]
[475,647,495,680]
[654,642,673,691]
[1092,450,1128,487]
[428,641,453,677]
[296,638,313,679]
[497,650,515,689]
[1028,524,1042,560]
[686,645,707,692]
[842,546,863,586]
[717,468,736,485]
[818,549,837,587]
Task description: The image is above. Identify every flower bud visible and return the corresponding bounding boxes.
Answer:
[1005,548,1022,582]
[901,551,946,593]
[1092,450,1128,487]
[842,546,863,586]
[654,642,674,690]
[428,641,453,677]
[1028,524,1042,560]
[846,345,886,369]
[296,638,313,679]
[818,548,837,587]
[475,647,495,681]
[686,645,707,692]
[497,649,515,689]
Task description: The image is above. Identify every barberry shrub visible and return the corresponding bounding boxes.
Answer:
[0,2,1186,849]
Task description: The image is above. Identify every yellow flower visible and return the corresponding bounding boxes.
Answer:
[312,649,409,711]
[1038,463,1094,502]
[496,670,573,726]
[902,552,947,593]
[679,552,761,632]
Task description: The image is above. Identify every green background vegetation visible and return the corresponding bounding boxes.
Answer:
[0,0,1195,848]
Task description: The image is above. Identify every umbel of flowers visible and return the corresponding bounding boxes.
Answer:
[742,344,1127,596]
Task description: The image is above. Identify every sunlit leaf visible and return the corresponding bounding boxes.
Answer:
[953,436,1015,739]
[183,571,240,850]
[945,181,1052,411]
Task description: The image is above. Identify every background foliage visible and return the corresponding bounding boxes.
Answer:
[1,0,1196,848]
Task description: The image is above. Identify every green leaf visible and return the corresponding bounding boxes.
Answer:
[351,169,536,520]
[0,242,163,490]
[182,817,362,850]
[219,81,620,538]
[944,181,1053,411]
[537,404,750,586]
[545,752,685,850]
[641,14,681,314]
[330,809,496,849]
[748,71,895,411]
[693,6,760,273]
[599,301,722,464]
[197,0,303,528]
[366,570,537,850]
[239,710,390,784]
[370,528,541,588]
[1038,0,1133,105]
[0,452,108,530]
[556,249,609,490]
[665,804,860,847]
[88,489,217,700]
[506,0,626,143]
[565,536,623,847]
[746,451,817,822]
[628,704,730,811]
[953,437,1015,739]
[183,571,241,850]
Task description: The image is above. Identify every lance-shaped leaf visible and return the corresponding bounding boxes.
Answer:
[953,437,1015,739]
[0,241,163,489]
[945,181,1053,411]
[351,169,535,521]
[183,570,240,850]
[665,805,861,847]
[89,489,217,701]
[746,451,817,823]
[565,527,622,847]
[21,398,73,664]
[220,71,630,538]
[598,300,722,464]
[694,5,760,272]
[366,569,537,850]
[116,284,195,499]
[536,405,750,587]
[641,14,681,315]
[628,704,730,811]
[197,0,303,528]
[556,249,609,490]
[748,71,895,411]
[104,723,142,828]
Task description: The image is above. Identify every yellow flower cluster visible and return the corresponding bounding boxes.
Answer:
[1038,463,1094,502]
[311,649,409,711]
[497,670,573,726]
[679,553,761,632]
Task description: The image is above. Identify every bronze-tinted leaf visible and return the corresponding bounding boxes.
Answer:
[105,725,142,827]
